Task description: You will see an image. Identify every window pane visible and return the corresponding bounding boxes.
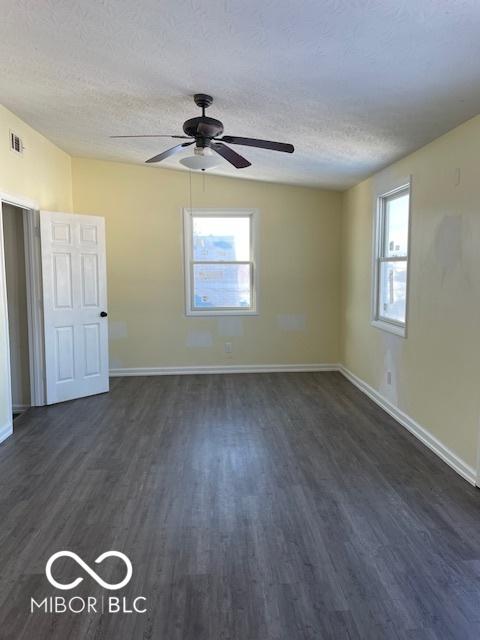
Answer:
[384,193,409,257]
[379,261,407,324]
[193,216,250,261]
[193,263,251,309]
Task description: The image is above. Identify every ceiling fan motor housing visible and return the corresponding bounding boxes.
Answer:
[183,116,224,145]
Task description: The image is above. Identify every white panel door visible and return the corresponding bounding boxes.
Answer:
[40,212,109,404]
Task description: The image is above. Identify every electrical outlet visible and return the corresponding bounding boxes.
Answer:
[386,371,392,385]
[224,342,232,354]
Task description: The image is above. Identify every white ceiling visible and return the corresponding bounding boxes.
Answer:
[2,0,480,189]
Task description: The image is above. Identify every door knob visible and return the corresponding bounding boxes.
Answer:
[100,311,108,317]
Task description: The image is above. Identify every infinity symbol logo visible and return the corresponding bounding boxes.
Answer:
[46,551,133,591]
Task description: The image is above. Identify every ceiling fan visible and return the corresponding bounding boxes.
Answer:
[111,93,294,170]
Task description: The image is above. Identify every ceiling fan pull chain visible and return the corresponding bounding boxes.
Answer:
[189,169,193,211]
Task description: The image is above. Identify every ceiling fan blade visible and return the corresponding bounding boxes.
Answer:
[145,141,194,164]
[111,134,192,139]
[218,136,294,153]
[211,142,251,169]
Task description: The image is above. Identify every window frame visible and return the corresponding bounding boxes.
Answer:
[183,208,259,317]
[371,180,411,338]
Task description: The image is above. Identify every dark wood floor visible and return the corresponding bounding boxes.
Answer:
[1,373,480,639]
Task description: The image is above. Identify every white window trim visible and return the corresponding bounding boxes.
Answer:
[183,208,259,316]
[371,178,412,338]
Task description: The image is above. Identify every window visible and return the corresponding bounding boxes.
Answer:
[372,182,410,337]
[183,209,258,315]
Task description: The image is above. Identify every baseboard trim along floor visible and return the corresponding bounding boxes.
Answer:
[0,422,13,445]
[338,365,476,486]
[109,363,340,376]
[12,404,29,413]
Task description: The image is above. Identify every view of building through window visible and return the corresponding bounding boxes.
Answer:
[375,188,409,328]
[188,214,254,312]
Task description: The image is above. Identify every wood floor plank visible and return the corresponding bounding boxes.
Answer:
[0,372,479,639]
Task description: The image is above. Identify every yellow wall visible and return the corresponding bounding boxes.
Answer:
[0,106,72,210]
[340,114,480,469]
[0,105,73,435]
[72,158,342,369]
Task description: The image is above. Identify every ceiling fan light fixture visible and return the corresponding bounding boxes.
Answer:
[180,146,219,171]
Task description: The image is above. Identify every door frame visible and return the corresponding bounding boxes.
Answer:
[476,415,480,488]
[0,192,45,410]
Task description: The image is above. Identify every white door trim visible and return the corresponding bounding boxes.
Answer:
[476,414,480,488]
[0,201,13,439]
[0,192,45,409]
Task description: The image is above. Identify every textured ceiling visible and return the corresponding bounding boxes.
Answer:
[2,0,480,189]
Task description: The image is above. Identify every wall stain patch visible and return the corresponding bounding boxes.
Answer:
[217,317,244,337]
[434,214,463,283]
[277,314,306,332]
[186,331,213,348]
[109,321,128,340]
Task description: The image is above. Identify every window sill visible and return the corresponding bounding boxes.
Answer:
[371,319,407,338]
[186,310,258,317]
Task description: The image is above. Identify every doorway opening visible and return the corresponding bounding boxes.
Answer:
[1,198,109,441]
[2,204,30,419]
[0,194,45,440]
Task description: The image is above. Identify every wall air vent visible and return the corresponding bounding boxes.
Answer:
[10,131,23,154]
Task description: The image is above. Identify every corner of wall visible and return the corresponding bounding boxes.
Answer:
[338,188,349,366]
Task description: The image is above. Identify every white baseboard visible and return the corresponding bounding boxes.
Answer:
[110,363,340,377]
[0,421,13,445]
[338,365,476,486]
[13,404,29,413]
